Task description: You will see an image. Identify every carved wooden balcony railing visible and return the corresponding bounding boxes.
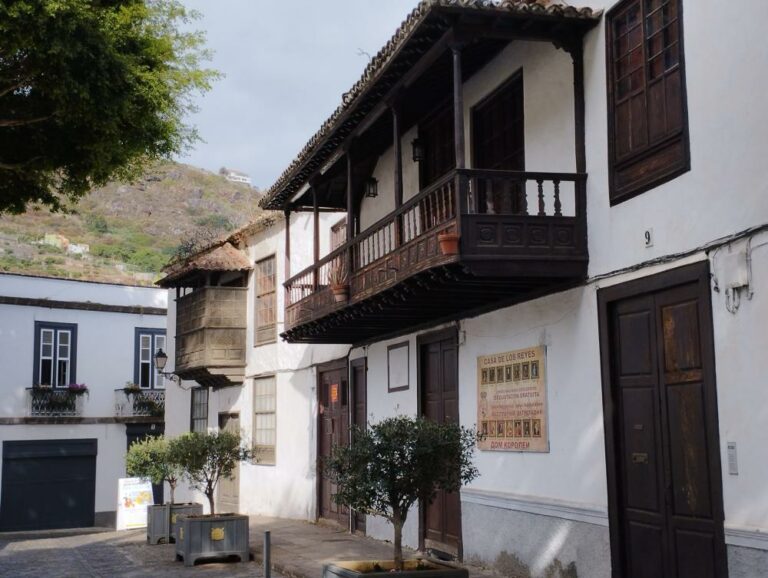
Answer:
[283,168,587,343]
[27,387,85,417]
[114,389,165,418]
[175,286,247,388]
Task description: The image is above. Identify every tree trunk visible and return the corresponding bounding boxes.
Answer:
[169,481,176,505]
[393,511,404,572]
[206,490,215,515]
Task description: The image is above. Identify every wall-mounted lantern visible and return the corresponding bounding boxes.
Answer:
[364,177,378,198]
[411,138,425,163]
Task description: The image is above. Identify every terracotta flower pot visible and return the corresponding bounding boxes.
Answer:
[331,284,350,303]
[438,232,460,256]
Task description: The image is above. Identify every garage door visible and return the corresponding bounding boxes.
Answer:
[0,439,97,531]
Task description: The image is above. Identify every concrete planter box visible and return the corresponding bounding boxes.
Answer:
[323,560,468,578]
[169,503,203,543]
[175,513,249,567]
[146,505,170,545]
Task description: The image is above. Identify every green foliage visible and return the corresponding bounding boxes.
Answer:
[0,0,220,213]
[85,214,109,234]
[325,415,479,569]
[126,436,183,503]
[170,430,252,514]
[194,213,234,232]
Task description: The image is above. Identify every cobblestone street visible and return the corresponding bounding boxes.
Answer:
[0,529,278,578]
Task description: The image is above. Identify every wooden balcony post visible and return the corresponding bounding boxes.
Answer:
[312,185,319,290]
[571,41,588,253]
[391,102,404,247]
[452,44,466,171]
[284,208,291,303]
[346,149,354,274]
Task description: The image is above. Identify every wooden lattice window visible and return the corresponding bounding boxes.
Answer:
[254,255,276,345]
[253,376,276,465]
[607,0,689,204]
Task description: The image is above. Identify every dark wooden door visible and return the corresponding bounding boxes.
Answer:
[217,413,240,513]
[126,423,164,505]
[420,330,461,558]
[351,358,367,534]
[318,365,349,525]
[472,72,525,214]
[601,265,727,578]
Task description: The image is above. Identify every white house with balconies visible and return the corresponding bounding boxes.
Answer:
[0,273,167,531]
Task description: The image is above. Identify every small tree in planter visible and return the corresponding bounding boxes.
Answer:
[126,436,182,504]
[171,430,252,515]
[170,431,253,566]
[325,415,479,574]
[126,436,201,544]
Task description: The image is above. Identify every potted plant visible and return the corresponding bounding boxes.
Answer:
[171,431,253,566]
[437,230,460,256]
[328,259,350,303]
[324,415,479,577]
[126,436,202,544]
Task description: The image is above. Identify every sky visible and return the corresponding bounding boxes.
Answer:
[177,0,419,191]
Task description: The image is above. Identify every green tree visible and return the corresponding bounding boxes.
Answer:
[0,0,219,213]
[170,431,252,515]
[324,415,479,571]
[126,436,183,504]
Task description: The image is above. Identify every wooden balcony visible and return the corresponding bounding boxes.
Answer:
[283,169,587,343]
[175,286,247,388]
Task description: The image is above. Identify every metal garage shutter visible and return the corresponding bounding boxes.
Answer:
[0,439,97,531]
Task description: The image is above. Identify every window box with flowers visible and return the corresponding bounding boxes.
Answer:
[27,383,88,417]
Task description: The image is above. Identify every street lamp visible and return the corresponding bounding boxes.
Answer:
[154,348,181,385]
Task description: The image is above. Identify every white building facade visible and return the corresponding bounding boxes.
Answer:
[163,2,768,577]
[0,273,167,531]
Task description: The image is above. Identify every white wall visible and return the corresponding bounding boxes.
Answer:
[581,1,768,277]
[162,216,350,518]
[0,423,127,513]
[356,241,768,550]
[0,274,168,518]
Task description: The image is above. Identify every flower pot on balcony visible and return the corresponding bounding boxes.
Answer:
[331,283,350,303]
[175,513,249,567]
[323,559,468,578]
[438,232,460,256]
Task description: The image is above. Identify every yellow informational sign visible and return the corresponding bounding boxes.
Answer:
[477,345,548,452]
[116,477,154,530]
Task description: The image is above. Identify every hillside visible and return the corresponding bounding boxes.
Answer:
[0,162,262,285]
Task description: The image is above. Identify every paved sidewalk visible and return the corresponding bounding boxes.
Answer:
[0,517,498,577]
[0,528,279,578]
[249,516,498,578]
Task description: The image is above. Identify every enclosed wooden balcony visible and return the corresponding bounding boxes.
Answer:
[283,168,586,343]
[175,286,247,388]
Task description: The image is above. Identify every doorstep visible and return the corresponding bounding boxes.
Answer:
[0,526,116,542]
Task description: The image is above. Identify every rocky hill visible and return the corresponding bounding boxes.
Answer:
[0,162,262,285]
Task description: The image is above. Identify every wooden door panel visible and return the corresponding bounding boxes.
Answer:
[421,332,461,557]
[602,266,727,578]
[318,367,349,524]
[666,382,712,518]
[627,521,664,578]
[620,387,660,513]
[675,529,717,578]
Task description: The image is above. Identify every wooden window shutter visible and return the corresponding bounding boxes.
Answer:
[607,0,689,203]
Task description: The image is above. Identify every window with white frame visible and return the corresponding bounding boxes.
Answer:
[134,328,166,389]
[190,387,209,432]
[34,322,77,387]
[253,376,276,465]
